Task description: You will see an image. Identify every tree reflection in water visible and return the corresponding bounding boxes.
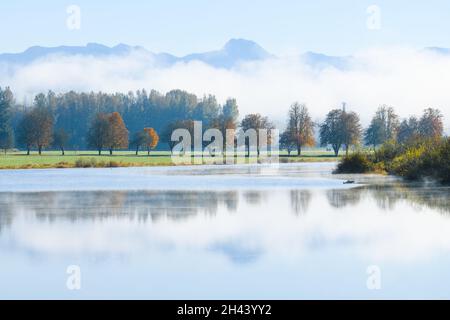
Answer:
[0,190,240,229]
[243,191,265,205]
[326,183,450,213]
[290,190,312,215]
[0,181,448,234]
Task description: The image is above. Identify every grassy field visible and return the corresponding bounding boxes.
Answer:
[0,149,342,169]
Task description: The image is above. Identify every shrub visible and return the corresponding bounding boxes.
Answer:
[55,161,70,168]
[96,160,106,168]
[75,158,97,168]
[334,137,449,182]
[374,140,403,170]
[432,138,450,183]
[390,145,426,180]
[335,152,373,173]
[107,161,120,168]
[388,137,449,183]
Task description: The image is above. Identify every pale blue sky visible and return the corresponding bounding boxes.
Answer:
[1,0,450,55]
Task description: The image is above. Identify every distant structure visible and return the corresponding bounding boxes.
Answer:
[342,102,347,112]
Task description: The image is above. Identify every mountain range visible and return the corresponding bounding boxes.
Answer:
[0,39,449,70]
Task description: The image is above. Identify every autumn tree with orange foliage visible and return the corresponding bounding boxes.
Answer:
[144,127,159,155]
[107,112,129,155]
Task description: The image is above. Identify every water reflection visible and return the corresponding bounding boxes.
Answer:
[326,183,450,213]
[0,190,240,228]
[243,191,265,205]
[1,164,450,299]
[210,242,263,264]
[326,188,362,209]
[1,182,449,234]
[290,190,312,215]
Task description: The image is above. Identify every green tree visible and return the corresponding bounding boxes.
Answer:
[18,100,55,156]
[364,118,384,150]
[193,95,220,127]
[163,120,196,150]
[87,113,110,155]
[131,130,148,155]
[0,128,13,154]
[32,106,54,155]
[279,130,296,156]
[397,117,420,144]
[240,113,275,157]
[0,87,14,153]
[320,108,362,156]
[364,106,399,149]
[211,99,240,153]
[320,109,344,157]
[17,112,35,155]
[222,98,239,124]
[52,128,69,155]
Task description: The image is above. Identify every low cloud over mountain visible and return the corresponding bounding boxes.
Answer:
[0,39,449,131]
[0,38,359,71]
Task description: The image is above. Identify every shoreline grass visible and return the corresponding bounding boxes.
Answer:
[0,149,342,170]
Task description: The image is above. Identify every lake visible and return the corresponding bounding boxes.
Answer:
[0,163,449,299]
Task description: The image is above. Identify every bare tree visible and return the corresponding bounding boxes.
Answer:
[286,103,315,156]
[419,108,443,140]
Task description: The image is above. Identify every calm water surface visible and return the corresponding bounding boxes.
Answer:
[0,163,449,299]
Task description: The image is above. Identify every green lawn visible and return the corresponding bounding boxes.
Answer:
[0,149,342,169]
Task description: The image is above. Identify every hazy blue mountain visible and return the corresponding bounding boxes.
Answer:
[0,43,138,64]
[425,47,450,55]
[0,42,180,67]
[300,51,354,70]
[0,39,354,70]
[1,40,448,71]
[181,39,273,68]
[0,39,273,69]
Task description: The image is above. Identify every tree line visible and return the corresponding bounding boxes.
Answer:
[280,103,444,157]
[0,86,446,156]
[0,87,239,154]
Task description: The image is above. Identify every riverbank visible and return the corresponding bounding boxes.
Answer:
[335,137,450,184]
[0,150,342,169]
